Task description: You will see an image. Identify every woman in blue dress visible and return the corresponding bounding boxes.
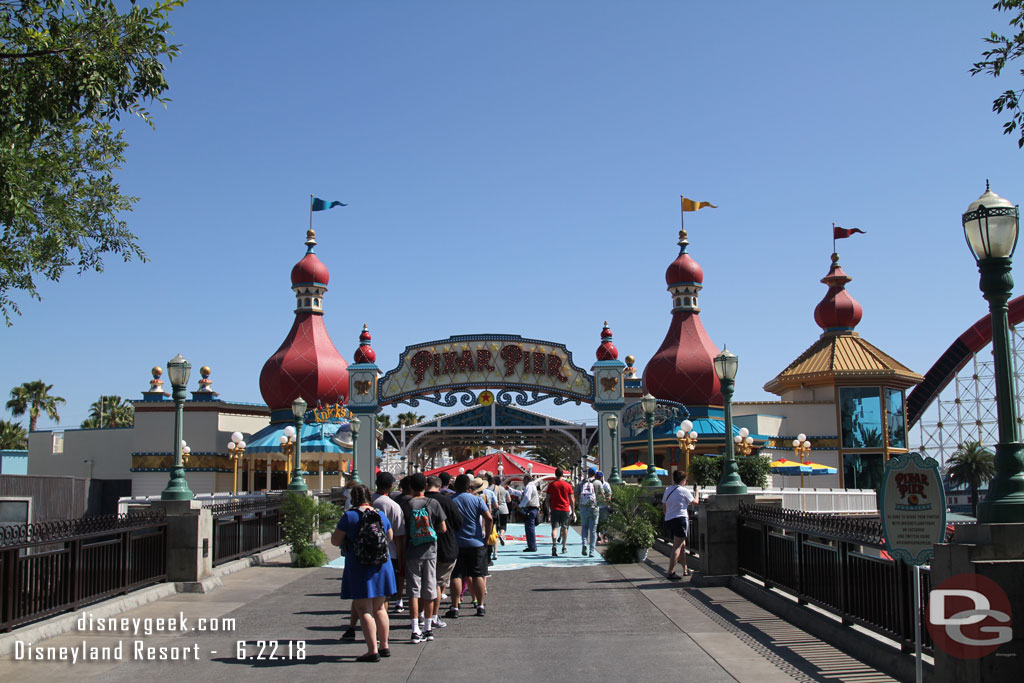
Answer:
[331,484,397,662]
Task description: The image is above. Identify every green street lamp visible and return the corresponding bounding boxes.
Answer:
[349,417,363,486]
[286,397,308,492]
[714,348,747,495]
[641,393,662,487]
[161,354,195,500]
[606,413,623,485]
[962,183,1024,522]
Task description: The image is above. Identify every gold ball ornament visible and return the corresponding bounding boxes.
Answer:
[200,365,212,377]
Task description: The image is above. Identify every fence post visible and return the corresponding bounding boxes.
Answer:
[837,540,851,624]
[148,500,213,587]
[795,532,806,604]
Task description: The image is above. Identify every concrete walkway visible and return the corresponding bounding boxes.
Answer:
[0,540,899,683]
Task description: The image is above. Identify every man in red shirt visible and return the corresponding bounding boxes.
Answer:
[546,468,575,556]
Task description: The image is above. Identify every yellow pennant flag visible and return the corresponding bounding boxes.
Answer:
[681,196,718,212]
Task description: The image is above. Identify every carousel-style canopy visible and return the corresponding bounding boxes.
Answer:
[425,452,557,480]
[246,420,353,455]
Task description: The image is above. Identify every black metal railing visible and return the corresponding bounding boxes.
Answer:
[208,494,284,566]
[1,511,168,633]
[737,503,931,654]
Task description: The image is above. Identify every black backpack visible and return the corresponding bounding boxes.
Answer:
[352,508,389,566]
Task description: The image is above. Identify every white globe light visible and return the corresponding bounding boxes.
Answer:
[680,420,693,433]
[183,446,191,455]
[279,435,288,445]
[227,442,235,451]
[745,436,754,445]
[792,439,801,448]
[231,431,243,443]
[181,439,187,448]
[283,426,296,438]
[689,431,698,440]
[238,441,245,449]
[734,435,742,444]
[803,440,811,449]
[797,433,807,442]
[738,427,749,438]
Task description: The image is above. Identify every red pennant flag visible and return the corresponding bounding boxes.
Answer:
[833,226,866,239]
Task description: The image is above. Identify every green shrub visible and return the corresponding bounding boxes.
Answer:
[294,545,328,568]
[281,492,341,566]
[602,539,636,564]
[689,454,770,488]
[605,484,660,559]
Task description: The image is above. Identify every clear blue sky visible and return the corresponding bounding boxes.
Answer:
[3,2,1023,433]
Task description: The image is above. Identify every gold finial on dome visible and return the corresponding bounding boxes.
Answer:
[152,366,163,378]
[678,229,689,247]
[305,228,317,248]
[200,365,211,376]
[625,354,636,366]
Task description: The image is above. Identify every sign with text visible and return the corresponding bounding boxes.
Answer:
[378,334,593,405]
[880,452,946,566]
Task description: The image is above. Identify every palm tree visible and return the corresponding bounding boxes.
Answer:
[0,420,27,449]
[7,380,65,432]
[946,441,996,518]
[395,411,424,428]
[527,445,576,471]
[81,395,135,428]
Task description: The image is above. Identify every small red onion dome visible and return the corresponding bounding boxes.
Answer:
[596,321,619,361]
[354,324,377,364]
[813,253,862,332]
[291,252,330,286]
[665,230,704,285]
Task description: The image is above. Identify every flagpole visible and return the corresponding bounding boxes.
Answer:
[680,196,684,231]
[309,194,314,231]
[832,222,836,254]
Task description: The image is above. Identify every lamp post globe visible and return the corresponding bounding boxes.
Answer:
[348,417,362,485]
[161,354,194,500]
[963,184,1024,522]
[640,393,662,487]
[714,348,747,495]
[606,413,622,485]
[287,397,308,492]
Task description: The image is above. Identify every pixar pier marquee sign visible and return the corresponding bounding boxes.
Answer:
[378,334,595,408]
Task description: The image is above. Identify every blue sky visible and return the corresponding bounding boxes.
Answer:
[3,2,1023,434]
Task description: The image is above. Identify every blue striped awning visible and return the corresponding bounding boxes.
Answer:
[246,421,353,455]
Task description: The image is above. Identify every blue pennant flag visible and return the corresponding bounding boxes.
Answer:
[311,197,348,211]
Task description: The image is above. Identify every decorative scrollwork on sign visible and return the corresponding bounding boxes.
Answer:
[402,390,478,408]
[621,399,691,436]
[495,389,582,407]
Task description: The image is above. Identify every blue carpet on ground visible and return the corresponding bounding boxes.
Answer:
[325,522,606,570]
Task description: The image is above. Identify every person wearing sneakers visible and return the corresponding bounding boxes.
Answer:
[662,469,697,580]
[518,474,541,552]
[446,474,493,618]
[493,475,511,546]
[401,472,447,644]
[546,468,575,556]
[425,475,462,631]
[576,467,600,556]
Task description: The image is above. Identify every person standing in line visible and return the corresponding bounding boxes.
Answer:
[401,472,447,643]
[662,469,697,580]
[475,475,499,561]
[547,468,575,556]
[595,470,613,544]
[425,475,462,630]
[331,484,396,663]
[342,471,405,640]
[438,471,455,496]
[518,474,540,552]
[446,474,493,618]
[493,475,510,546]
[576,467,600,556]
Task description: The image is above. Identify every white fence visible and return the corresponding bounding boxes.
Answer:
[698,486,878,513]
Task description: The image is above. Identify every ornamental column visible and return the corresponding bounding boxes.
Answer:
[592,322,626,477]
[348,324,380,483]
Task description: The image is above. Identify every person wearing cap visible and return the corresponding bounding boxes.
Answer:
[576,467,600,557]
[446,474,493,618]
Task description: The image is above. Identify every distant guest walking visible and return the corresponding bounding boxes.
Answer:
[547,468,575,556]
[518,474,541,552]
[662,470,697,580]
[332,484,397,662]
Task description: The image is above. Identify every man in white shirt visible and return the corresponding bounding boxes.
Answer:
[518,474,540,552]
[372,472,406,607]
[661,469,696,580]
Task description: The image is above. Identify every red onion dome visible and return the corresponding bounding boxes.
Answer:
[813,253,862,333]
[354,323,377,364]
[665,230,703,285]
[641,314,722,406]
[596,320,619,361]
[291,252,330,286]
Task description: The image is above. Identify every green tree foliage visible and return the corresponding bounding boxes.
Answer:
[526,445,576,472]
[688,454,770,489]
[971,1,1024,147]
[0,0,185,324]
[281,492,340,568]
[0,419,27,448]
[80,394,134,428]
[603,483,660,561]
[946,441,996,517]
[6,379,65,431]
